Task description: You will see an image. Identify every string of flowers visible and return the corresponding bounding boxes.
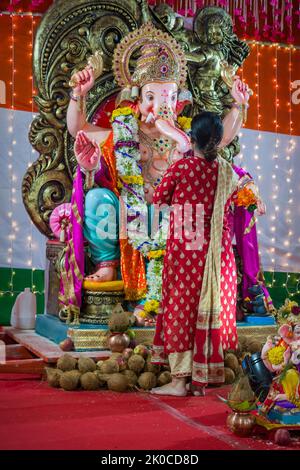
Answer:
[111,107,170,316]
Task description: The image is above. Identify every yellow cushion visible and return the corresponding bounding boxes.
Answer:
[83,279,124,292]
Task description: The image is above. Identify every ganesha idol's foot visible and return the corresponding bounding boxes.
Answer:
[151,378,187,396]
[85,266,117,282]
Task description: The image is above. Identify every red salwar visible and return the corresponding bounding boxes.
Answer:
[152,156,238,386]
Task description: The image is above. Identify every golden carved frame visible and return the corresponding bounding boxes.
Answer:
[23,0,143,236]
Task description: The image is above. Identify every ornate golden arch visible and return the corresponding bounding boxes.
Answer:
[23,2,250,237]
[22,0,145,236]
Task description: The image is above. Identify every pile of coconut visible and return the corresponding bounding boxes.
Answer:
[45,304,264,390]
[224,335,263,384]
[45,347,171,393]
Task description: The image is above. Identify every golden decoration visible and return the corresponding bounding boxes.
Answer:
[112,22,187,89]
[23,0,139,236]
[82,280,124,292]
[69,50,104,88]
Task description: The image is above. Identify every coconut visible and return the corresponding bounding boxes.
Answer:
[157,371,172,386]
[96,372,111,383]
[121,369,138,387]
[60,370,81,391]
[100,359,119,374]
[93,370,107,387]
[45,367,63,388]
[122,348,134,360]
[138,372,157,390]
[133,344,149,358]
[238,336,248,351]
[108,308,130,333]
[57,354,77,372]
[224,353,240,373]
[229,375,255,402]
[78,356,96,373]
[128,354,145,374]
[144,358,160,374]
[96,360,103,369]
[126,312,136,327]
[107,373,128,392]
[224,367,235,384]
[248,340,262,354]
[234,343,243,358]
[80,372,100,390]
[110,352,123,360]
[115,355,127,371]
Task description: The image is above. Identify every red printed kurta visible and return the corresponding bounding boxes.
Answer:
[152,156,238,386]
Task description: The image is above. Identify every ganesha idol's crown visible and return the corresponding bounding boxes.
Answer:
[113,23,187,91]
[132,43,178,88]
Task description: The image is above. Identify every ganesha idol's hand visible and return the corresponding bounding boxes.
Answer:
[74,130,100,171]
[230,76,250,106]
[71,66,95,97]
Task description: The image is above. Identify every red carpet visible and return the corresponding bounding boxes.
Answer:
[0,375,299,450]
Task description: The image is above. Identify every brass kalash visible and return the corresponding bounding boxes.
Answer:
[23,1,275,350]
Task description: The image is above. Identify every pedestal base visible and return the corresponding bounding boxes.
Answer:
[36,314,155,351]
[36,314,278,351]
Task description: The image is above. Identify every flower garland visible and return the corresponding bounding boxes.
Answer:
[112,107,171,315]
[177,116,192,133]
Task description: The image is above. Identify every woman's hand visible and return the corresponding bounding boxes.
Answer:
[256,198,266,216]
[71,66,95,97]
[74,130,100,171]
[230,77,250,105]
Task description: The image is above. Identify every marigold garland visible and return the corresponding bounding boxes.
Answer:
[236,186,257,209]
[177,116,192,131]
[267,345,286,366]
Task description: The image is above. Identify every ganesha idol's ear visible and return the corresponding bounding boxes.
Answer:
[115,87,139,114]
[176,88,193,115]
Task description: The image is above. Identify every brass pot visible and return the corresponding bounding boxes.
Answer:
[226,411,256,437]
[108,333,130,353]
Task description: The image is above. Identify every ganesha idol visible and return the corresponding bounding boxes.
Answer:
[261,320,300,413]
[60,23,251,324]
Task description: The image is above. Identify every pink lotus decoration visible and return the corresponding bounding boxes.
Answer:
[49,203,72,242]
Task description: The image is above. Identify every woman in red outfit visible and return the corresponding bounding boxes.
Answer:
[151,112,242,396]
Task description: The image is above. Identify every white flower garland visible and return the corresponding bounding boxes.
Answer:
[111,107,169,312]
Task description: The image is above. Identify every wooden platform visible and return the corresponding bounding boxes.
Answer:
[0,328,110,375]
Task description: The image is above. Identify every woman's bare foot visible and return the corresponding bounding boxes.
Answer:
[151,378,187,396]
[85,266,117,282]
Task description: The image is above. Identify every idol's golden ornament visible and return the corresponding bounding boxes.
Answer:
[69,50,104,87]
[112,22,187,95]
